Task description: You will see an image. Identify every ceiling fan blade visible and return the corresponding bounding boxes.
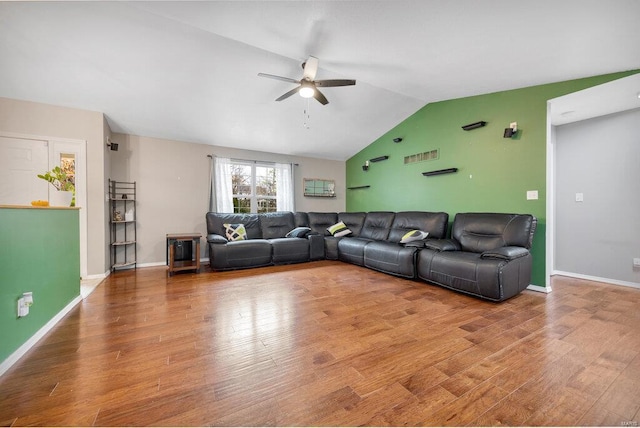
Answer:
[258,73,299,84]
[302,56,319,81]
[275,86,301,102]
[313,88,329,105]
[315,79,356,87]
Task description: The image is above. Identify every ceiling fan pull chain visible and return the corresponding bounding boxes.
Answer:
[303,98,311,129]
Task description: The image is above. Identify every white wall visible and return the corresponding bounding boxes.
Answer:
[109,133,346,265]
[555,108,640,285]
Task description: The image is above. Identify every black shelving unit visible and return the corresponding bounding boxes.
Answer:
[109,179,137,271]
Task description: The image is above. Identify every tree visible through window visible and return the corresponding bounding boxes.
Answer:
[231,162,277,213]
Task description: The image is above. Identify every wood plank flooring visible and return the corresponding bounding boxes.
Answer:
[1,260,640,426]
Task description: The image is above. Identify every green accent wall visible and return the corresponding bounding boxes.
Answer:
[346,71,638,287]
[0,207,80,364]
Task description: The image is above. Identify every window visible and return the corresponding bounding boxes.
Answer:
[231,162,277,213]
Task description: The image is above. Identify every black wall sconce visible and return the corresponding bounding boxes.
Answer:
[393,137,403,143]
[503,122,518,138]
[107,138,119,151]
[363,155,389,171]
[461,121,486,131]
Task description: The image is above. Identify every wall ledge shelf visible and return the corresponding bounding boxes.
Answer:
[422,168,458,177]
[347,185,371,190]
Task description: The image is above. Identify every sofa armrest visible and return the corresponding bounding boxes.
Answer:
[207,233,228,244]
[481,246,529,261]
[425,239,461,252]
[403,240,427,248]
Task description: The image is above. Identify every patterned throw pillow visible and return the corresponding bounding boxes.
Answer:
[327,221,352,237]
[399,230,429,244]
[223,223,247,241]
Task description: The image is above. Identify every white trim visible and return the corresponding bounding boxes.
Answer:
[136,261,166,268]
[82,270,110,281]
[527,284,552,293]
[0,295,83,377]
[545,103,556,289]
[553,271,640,290]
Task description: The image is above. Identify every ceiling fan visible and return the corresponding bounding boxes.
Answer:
[258,56,356,105]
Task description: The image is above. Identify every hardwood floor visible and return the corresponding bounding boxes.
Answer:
[1,260,639,426]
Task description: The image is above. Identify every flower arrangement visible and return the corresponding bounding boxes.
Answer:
[37,166,75,192]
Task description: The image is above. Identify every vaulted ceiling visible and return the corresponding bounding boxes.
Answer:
[1,1,639,160]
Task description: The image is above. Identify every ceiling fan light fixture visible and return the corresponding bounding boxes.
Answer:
[299,86,315,98]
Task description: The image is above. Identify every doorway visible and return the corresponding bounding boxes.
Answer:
[0,134,88,278]
[546,74,640,289]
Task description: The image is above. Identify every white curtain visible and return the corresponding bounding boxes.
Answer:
[275,162,294,212]
[214,157,234,213]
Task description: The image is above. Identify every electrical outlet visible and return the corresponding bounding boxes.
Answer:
[575,193,584,202]
[634,258,640,268]
[526,190,538,200]
[17,298,29,317]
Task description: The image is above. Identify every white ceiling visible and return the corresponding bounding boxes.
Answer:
[1,1,639,160]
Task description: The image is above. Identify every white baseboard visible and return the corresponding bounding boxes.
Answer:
[553,271,640,290]
[82,270,109,281]
[527,284,552,293]
[137,261,166,268]
[0,295,83,377]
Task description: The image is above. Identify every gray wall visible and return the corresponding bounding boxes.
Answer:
[555,108,640,284]
[109,133,346,265]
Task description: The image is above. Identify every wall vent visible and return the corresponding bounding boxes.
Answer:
[404,149,439,164]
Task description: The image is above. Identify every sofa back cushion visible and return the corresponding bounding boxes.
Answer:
[338,212,367,237]
[260,212,296,239]
[452,213,537,253]
[359,212,395,241]
[387,211,449,243]
[294,212,309,228]
[206,212,262,239]
[307,212,338,235]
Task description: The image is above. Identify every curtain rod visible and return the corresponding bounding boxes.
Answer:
[207,154,298,166]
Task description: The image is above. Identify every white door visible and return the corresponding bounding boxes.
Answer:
[0,136,49,205]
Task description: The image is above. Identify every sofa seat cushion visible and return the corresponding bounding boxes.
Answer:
[269,237,310,264]
[417,248,532,302]
[209,239,272,270]
[363,241,419,279]
[338,237,373,266]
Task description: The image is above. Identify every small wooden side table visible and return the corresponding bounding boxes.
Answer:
[166,233,201,276]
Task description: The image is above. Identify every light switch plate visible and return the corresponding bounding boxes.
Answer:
[575,193,584,202]
[526,190,538,200]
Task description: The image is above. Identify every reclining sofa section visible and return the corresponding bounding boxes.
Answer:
[417,213,537,302]
[206,211,537,302]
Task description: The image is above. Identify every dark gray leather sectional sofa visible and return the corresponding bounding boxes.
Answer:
[205,210,537,302]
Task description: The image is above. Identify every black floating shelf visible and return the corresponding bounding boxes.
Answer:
[422,168,458,177]
[347,185,371,190]
[461,121,487,131]
[369,155,389,162]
